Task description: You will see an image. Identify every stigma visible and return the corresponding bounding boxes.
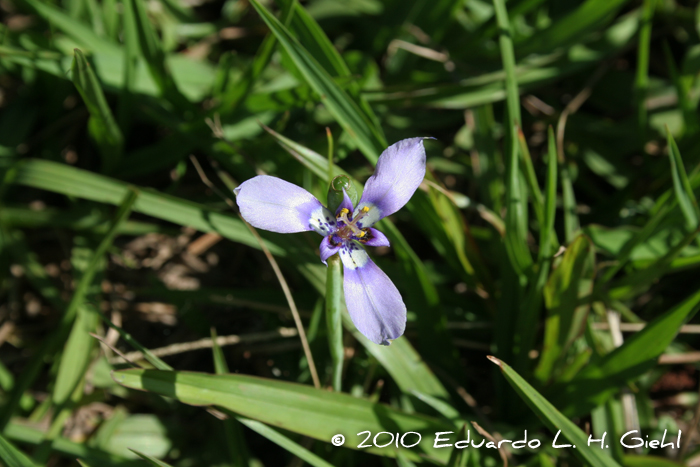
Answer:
[335,206,371,240]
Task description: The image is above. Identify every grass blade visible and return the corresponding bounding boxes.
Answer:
[540,126,559,259]
[122,0,183,103]
[21,0,117,55]
[4,423,138,466]
[280,0,351,77]
[667,127,700,230]
[38,193,137,460]
[446,424,469,467]
[597,203,672,283]
[112,369,453,462]
[663,41,700,135]
[1,3,213,101]
[347,325,451,400]
[248,0,386,163]
[4,229,66,310]
[210,328,230,374]
[129,450,173,467]
[52,304,99,406]
[211,329,251,467]
[489,356,623,467]
[534,234,594,383]
[218,2,293,114]
[9,159,276,254]
[560,160,580,243]
[71,48,123,172]
[98,315,173,371]
[102,0,118,40]
[237,417,335,467]
[0,433,37,467]
[607,226,699,300]
[517,127,544,227]
[279,0,383,132]
[517,0,631,56]
[552,288,700,417]
[118,0,138,133]
[504,142,533,275]
[493,0,521,129]
[57,189,138,347]
[634,0,655,131]
[55,193,137,404]
[493,0,532,276]
[377,219,459,373]
[263,125,347,180]
[514,130,559,370]
[0,190,138,429]
[623,455,687,467]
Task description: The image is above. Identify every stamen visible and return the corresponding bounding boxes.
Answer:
[335,205,374,239]
[350,205,372,225]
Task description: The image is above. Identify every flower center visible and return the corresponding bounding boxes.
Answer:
[335,206,371,240]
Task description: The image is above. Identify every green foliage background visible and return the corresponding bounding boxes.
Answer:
[2,0,700,465]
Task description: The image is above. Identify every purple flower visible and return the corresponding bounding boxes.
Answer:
[234,138,428,345]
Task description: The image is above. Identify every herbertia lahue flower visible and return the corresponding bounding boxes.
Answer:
[234,137,428,345]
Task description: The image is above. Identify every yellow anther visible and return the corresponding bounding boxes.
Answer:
[361,206,370,213]
[337,208,350,218]
[357,231,366,238]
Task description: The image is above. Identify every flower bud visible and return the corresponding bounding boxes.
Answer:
[327,175,359,212]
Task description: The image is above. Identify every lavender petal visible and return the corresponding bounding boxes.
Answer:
[355,138,428,227]
[363,228,390,247]
[234,175,335,235]
[340,246,406,345]
[319,236,341,265]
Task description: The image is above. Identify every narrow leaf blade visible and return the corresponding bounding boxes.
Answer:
[490,357,623,467]
[112,369,452,462]
[72,48,124,172]
[0,433,37,467]
[248,0,386,162]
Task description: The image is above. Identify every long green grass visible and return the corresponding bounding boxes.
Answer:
[2,0,700,465]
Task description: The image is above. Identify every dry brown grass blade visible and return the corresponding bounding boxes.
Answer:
[108,328,298,364]
[91,333,143,369]
[556,64,608,163]
[471,421,509,467]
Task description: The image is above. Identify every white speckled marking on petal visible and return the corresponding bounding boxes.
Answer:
[308,205,337,236]
[338,242,369,270]
[353,202,381,229]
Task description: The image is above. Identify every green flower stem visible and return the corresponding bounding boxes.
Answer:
[325,254,343,391]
